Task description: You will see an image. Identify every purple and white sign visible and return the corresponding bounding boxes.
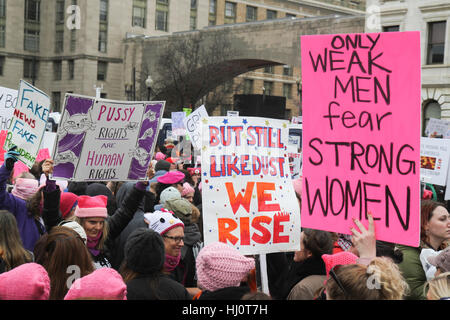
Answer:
[52,94,165,181]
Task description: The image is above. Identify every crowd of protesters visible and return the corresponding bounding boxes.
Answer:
[0,137,449,301]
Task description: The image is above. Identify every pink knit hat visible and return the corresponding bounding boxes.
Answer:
[196,242,255,292]
[0,263,50,300]
[292,177,302,198]
[11,178,39,200]
[322,251,359,279]
[181,182,195,197]
[60,192,79,219]
[157,171,185,184]
[74,195,108,218]
[64,268,127,300]
[155,152,166,161]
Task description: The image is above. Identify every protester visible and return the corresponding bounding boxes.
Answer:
[193,242,255,300]
[397,200,450,299]
[0,263,50,300]
[0,147,55,251]
[0,210,33,273]
[424,271,450,300]
[181,182,195,204]
[164,198,202,288]
[120,228,191,300]
[34,226,94,300]
[155,171,185,202]
[325,256,409,300]
[64,267,127,300]
[59,192,78,220]
[154,186,181,211]
[143,210,185,275]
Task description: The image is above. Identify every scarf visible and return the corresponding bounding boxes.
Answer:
[164,253,181,272]
[11,178,39,200]
[87,231,102,257]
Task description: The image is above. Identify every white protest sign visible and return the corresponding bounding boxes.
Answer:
[3,80,50,168]
[227,110,239,117]
[183,105,208,150]
[420,137,450,186]
[425,118,450,138]
[201,116,301,255]
[0,86,18,131]
[52,94,165,181]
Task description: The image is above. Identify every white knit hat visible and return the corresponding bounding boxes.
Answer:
[143,209,184,235]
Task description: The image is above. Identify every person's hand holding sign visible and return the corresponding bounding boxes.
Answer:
[351,212,376,263]
[42,159,54,177]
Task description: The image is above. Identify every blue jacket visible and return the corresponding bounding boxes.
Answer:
[0,164,45,252]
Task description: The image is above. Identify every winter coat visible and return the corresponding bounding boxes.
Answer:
[194,284,252,300]
[267,252,326,300]
[287,275,326,300]
[126,274,191,300]
[0,164,45,252]
[169,223,202,287]
[397,241,432,300]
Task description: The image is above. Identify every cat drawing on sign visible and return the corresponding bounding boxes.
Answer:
[129,147,150,167]
[143,109,156,122]
[125,122,139,131]
[139,127,154,141]
[54,150,78,166]
[58,109,96,140]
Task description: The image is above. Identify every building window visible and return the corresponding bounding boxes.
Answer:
[224,1,236,24]
[0,56,4,76]
[97,61,107,81]
[23,58,38,79]
[264,65,274,74]
[423,100,441,136]
[25,0,40,22]
[243,79,253,94]
[68,59,74,80]
[52,92,61,112]
[24,29,40,52]
[427,21,446,65]
[190,0,197,30]
[53,60,62,80]
[55,0,65,24]
[70,29,76,52]
[0,25,5,48]
[383,25,399,32]
[246,6,257,22]
[0,0,5,18]
[286,13,296,18]
[263,81,273,96]
[267,9,277,20]
[98,0,108,52]
[156,0,169,31]
[283,65,292,76]
[55,30,64,53]
[209,0,216,26]
[132,0,146,27]
[283,83,292,99]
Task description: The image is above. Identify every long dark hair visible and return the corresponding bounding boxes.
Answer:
[0,210,33,271]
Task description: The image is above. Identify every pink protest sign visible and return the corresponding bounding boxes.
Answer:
[301,32,421,247]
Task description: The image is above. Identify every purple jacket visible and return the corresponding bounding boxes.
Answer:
[0,164,44,252]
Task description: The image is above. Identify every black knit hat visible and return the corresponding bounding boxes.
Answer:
[124,228,165,275]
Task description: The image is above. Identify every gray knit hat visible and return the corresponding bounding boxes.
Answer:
[124,228,165,274]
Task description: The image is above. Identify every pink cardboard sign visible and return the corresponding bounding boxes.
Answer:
[301,32,421,247]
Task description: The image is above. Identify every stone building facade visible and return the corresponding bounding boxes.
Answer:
[0,0,365,115]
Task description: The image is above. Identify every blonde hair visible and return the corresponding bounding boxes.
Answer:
[326,257,409,300]
[424,272,450,300]
[74,217,109,251]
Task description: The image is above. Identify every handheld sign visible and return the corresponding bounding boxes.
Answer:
[52,94,165,181]
[0,86,18,131]
[301,32,421,247]
[420,137,450,186]
[3,80,50,168]
[183,105,208,150]
[201,116,301,255]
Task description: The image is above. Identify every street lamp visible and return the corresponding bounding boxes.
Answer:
[296,77,302,116]
[145,75,153,100]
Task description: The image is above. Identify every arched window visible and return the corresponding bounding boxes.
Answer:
[423,100,441,136]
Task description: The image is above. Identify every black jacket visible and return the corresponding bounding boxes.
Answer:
[126,274,191,300]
